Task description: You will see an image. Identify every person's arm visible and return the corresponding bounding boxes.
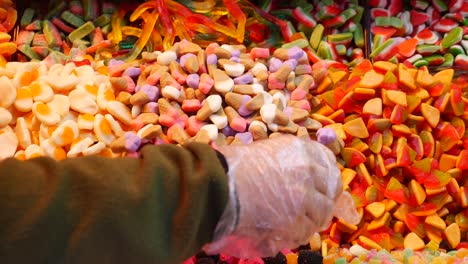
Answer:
[0,143,229,264]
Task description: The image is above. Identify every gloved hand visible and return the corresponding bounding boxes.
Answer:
[203,135,360,259]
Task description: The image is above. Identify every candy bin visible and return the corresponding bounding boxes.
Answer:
[1,0,467,263]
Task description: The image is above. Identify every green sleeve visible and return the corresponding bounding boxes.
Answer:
[0,143,229,264]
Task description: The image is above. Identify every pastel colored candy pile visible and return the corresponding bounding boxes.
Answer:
[369,0,468,68]
[0,40,326,160]
[0,60,131,160]
[101,40,325,153]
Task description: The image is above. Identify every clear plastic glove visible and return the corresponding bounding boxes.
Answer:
[203,135,360,259]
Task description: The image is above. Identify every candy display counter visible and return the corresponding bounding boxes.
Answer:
[1,0,467,263]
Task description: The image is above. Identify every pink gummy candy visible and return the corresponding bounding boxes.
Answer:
[130,118,145,131]
[267,76,286,90]
[230,117,247,132]
[182,99,202,113]
[199,74,214,94]
[290,87,308,100]
[108,63,127,77]
[185,116,206,136]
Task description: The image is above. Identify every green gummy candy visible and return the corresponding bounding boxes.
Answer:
[309,24,324,50]
[281,38,309,49]
[340,8,357,21]
[424,54,445,65]
[328,32,353,43]
[375,16,403,29]
[42,20,61,48]
[18,45,41,60]
[271,9,292,20]
[388,56,399,64]
[61,10,86,28]
[101,24,112,35]
[372,34,385,50]
[390,17,403,29]
[354,24,364,48]
[407,54,423,64]
[370,38,394,58]
[335,44,347,56]
[94,14,112,28]
[441,53,454,67]
[68,21,95,43]
[441,27,463,49]
[20,8,35,28]
[72,39,90,48]
[433,0,448,12]
[83,0,98,20]
[413,59,428,68]
[416,44,440,54]
[352,5,364,23]
[317,41,333,60]
[375,17,392,26]
[45,1,66,20]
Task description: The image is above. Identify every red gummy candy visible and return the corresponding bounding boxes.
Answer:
[410,10,429,26]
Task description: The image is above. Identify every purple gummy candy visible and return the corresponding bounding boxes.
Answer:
[316,127,337,145]
[207,54,217,65]
[231,49,241,57]
[179,53,197,67]
[122,67,141,78]
[125,132,142,152]
[235,132,253,145]
[222,126,235,137]
[186,73,200,89]
[283,59,298,70]
[145,102,158,114]
[140,84,159,101]
[268,57,282,72]
[230,56,240,63]
[233,73,253,84]
[288,46,305,60]
[238,95,253,116]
